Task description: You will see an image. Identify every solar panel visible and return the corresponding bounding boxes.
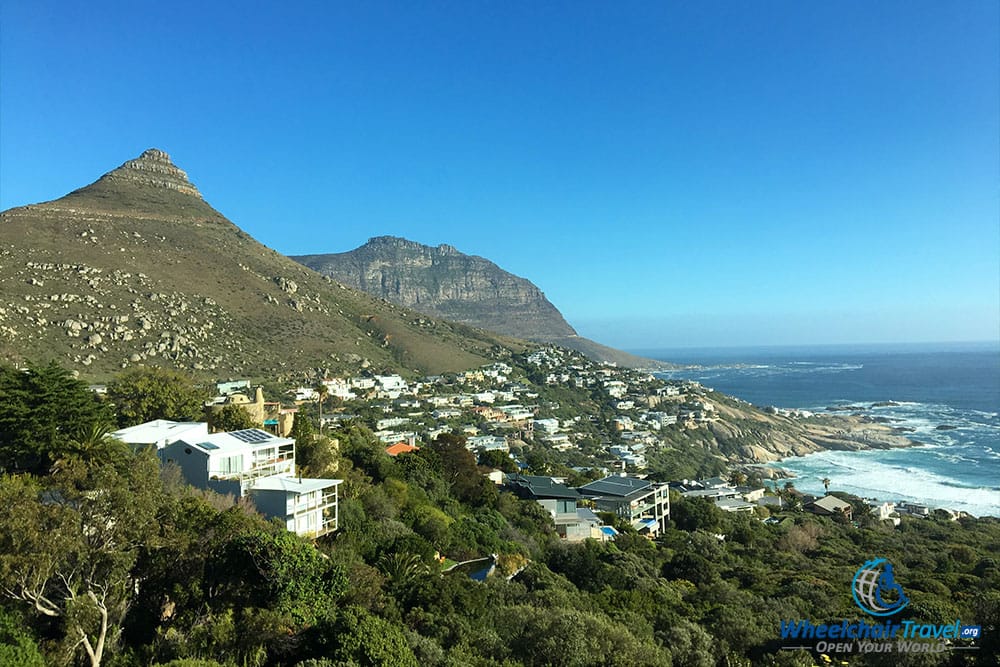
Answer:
[229,429,272,443]
[200,442,219,450]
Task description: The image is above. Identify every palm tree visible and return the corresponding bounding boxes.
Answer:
[53,423,122,472]
[822,477,831,493]
[379,552,427,588]
[314,382,329,433]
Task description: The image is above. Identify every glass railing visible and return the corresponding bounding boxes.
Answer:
[630,500,656,515]
[292,490,338,514]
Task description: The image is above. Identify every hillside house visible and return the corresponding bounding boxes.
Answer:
[578,475,670,536]
[159,428,342,538]
[160,429,296,498]
[504,474,600,541]
[806,494,853,520]
[534,418,561,434]
[250,476,341,537]
[714,497,756,513]
[467,435,509,453]
[375,374,408,399]
[868,500,901,526]
[204,386,267,425]
[216,380,251,395]
[323,378,357,400]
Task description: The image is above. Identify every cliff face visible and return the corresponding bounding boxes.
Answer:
[293,238,672,369]
[294,237,577,341]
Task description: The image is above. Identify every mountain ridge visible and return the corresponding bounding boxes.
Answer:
[0,149,523,379]
[293,237,669,369]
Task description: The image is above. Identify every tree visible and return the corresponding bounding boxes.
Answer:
[0,454,165,667]
[822,477,831,493]
[429,433,496,506]
[289,411,315,444]
[307,606,417,667]
[0,361,113,474]
[107,368,208,428]
[671,497,723,533]
[210,528,348,626]
[479,449,518,473]
[209,404,258,432]
[314,382,329,432]
[0,609,45,667]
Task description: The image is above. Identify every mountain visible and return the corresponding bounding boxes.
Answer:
[0,149,523,379]
[293,237,668,369]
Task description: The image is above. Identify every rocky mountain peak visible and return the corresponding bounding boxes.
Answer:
[365,236,422,250]
[361,237,462,258]
[436,243,459,255]
[98,148,202,198]
[293,238,671,369]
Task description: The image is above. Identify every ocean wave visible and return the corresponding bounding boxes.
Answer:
[773,449,1000,517]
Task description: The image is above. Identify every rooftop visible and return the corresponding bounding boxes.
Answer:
[183,429,293,455]
[112,419,207,444]
[809,495,853,513]
[578,475,657,499]
[385,442,420,456]
[250,476,342,493]
[506,474,580,500]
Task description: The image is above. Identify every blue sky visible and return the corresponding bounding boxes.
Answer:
[2,1,997,349]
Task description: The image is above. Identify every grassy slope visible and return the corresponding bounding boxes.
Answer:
[0,159,525,381]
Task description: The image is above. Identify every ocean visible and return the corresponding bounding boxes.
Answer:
[641,342,1000,518]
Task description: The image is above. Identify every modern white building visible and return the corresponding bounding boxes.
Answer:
[158,428,341,538]
[250,476,342,537]
[533,418,560,434]
[160,429,296,497]
[375,374,408,398]
[578,475,670,536]
[467,435,509,452]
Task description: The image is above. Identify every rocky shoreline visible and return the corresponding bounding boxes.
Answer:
[708,395,918,466]
[744,415,918,480]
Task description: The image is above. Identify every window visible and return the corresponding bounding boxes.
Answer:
[217,455,243,474]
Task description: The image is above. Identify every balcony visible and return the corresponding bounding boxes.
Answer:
[208,458,294,488]
[291,489,338,515]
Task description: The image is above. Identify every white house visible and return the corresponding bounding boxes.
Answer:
[160,429,296,498]
[323,378,357,400]
[158,428,342,538]
[250,476,342,537]
[533,418,560,434]
[467,435,509,452]
[604,380,627,398]
[350,377,377,390]
[375,375,408,398]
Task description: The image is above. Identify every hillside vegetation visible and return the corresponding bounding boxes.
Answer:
[0,361,996,667]
[0,150,523,380]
